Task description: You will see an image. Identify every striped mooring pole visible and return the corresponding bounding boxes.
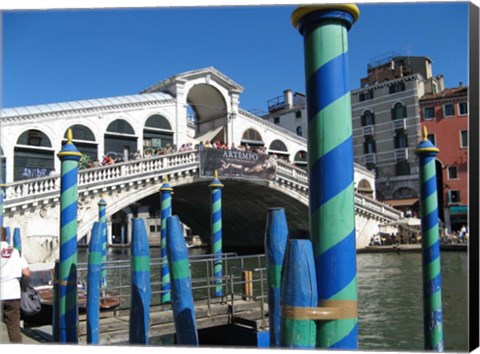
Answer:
[129,218,151,345]
[160,176,173,304]
[281,239,317,348]
[98,195,108,289]
[166,215,199,345]
[5,226,11,245]
[13,227,21,254]
[291,4,360,349]
[209,170,224,297]
[87,222,102,345]
[415,126,444,351]
[56,128,82,343]
[264,208,289,347]
[0,182,4,232]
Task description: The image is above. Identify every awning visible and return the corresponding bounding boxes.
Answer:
[449,205,468,215]
[194,126,225,144]
[384,198,419,207]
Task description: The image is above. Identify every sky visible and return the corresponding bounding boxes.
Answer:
[1,1,470,113]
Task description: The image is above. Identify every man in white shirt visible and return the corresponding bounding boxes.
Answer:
[1,227,31,343]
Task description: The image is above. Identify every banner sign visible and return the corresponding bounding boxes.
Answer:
[200,148,277,181]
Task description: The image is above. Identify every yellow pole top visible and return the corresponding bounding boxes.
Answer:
[291,4,360,29]
[67,128,73,143]
[163,175,169,183]
[423,126,428,140]
[214,170,218,179]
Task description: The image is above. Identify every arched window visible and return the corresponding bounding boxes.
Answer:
[269,140,289,160]
[143,115,174,155]
[241,129,264,147]
[361,110,375,126]
[63,125,98,168]
[296,126,303,137]
[363,136,376,154]
[391,102,407,120]
[357,179,374,198]
[294,150,308,169]
[394,131,408,149]
[104,119,137,162]
[14,129,54,180]
[0,146,5,183]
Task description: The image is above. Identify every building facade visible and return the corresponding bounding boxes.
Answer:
[419,86,469,232]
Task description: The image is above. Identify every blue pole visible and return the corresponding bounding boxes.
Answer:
[98,195,108,289]
[0,183,4,232]
[13,227,21,254]
[209,170,224,297]
[129,218,151,345]
[5,226,11,245]
[166,215,199,345]
[87,222,103,345]
[265,208,289,347]
[415,127,444,351]
[160,176,173,304]
[56,128,81,343]
[281,239,317,348]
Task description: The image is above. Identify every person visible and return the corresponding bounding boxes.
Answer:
[1,227,31,343]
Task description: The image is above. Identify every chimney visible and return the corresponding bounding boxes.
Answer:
[436,75,445,92]
[284,89,293,109]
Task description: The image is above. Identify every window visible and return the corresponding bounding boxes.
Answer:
[273,117,280,125]
[396,160,411,176]
[359,89,374,101]
[424,107,435,120]
[149,225,156,233]
[460,130,468,148]
[427,134,436,146]
[391,103,407,120]
[296,126,303,137]
[448,190,460,204]
[448,166,458,179]
[458,102,468,116]
[361,110,375,126]
[443,104,455,117]
[295,111,302,118]
[363,137,376,154]
[394,131,408,149]
[389,82,405,94]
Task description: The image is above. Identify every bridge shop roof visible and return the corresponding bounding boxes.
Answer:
[0,92,174,119]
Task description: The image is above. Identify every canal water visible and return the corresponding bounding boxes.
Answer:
[81,248,468,351]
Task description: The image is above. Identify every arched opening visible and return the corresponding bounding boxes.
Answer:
[143,114,174,157]
[241,129,264,149]
[111,209,129,245]
[391,102,407,120]
[104,119,137,162]
[63,125,97,169]
[394,130,408,149]
[361,109,375,126]
[296,126,303,137]
[187,84,228,143]
[294,150,307,169]
[269,139,289,161]
[357,179,374,198]
[14,129,54,180]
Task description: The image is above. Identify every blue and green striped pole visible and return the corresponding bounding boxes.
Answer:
[0,183,4,232]
[129,218,151,345]
[87,222,102,345]
[281,239,317,348]
[415,126,444,351]
[160,176,173,304]
[292,5,360,349]
[13,227,21,254]
[166,215,199,345]
[265,208,289,347]
[209,170,224,297]
[98,195,108,289]
[56,128,82,343]
[5,226,11,245]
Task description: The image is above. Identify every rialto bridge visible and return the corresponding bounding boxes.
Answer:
[0,67,402,263]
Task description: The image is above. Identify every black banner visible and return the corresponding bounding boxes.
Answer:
[200,148,277,181]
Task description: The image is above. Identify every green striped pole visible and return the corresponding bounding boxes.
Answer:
[56,128,82,343]
[292,5,360,349]
[98,195,108,289]
[13,227,21,254]
[160,176,173,304]
[0,183,4,233]
[415,126,444,351]
[209,170,224,297]
[87,222,102,345]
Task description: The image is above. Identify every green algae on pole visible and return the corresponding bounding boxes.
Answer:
[415,127,444,351]
[98,195,108,289]
[291,4,360,349]
[265,208,289,347]
[160,176,173,304]
[87,222,102,345]
[166,215,199,345]
[129,218,151,345]
[209,170,224,297]
[56,128,82,343]
[281,239,317,348]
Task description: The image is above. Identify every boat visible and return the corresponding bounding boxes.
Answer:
[22,262,120,327]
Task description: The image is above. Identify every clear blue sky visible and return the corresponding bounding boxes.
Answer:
[1,2,469,112]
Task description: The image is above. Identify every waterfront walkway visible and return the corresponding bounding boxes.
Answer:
[0,321,40,344]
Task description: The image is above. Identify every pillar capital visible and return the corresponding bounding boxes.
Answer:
[291,4,360,35]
